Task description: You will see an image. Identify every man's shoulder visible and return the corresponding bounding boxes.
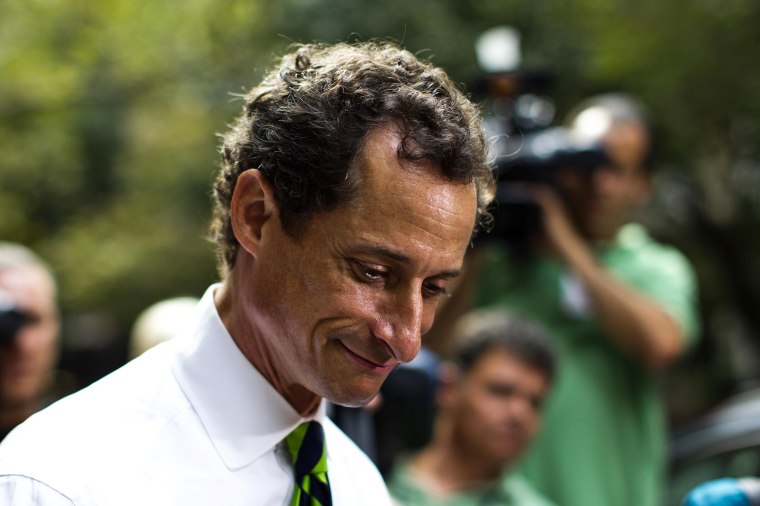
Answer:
[607,223,697,287]
[502,473,558,506]
[610,223,696,284]
[386,456,431,506]
[614,224,691,263]
[0,343,188,497]
[387,459,556,506]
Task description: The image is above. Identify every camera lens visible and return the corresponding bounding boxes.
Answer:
[0,308,27,344]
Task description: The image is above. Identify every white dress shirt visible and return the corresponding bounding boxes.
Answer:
[0,285,391,505]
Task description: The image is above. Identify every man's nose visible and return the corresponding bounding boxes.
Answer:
[374,287,425,364]
[508,395,536,424]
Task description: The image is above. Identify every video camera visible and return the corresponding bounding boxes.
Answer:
[487,123,608,246]
[474,26,610,249]
[0,292,28,345]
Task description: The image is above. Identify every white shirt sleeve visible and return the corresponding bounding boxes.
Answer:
[0,475,76,505]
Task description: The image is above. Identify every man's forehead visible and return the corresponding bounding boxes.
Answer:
[355,125,462,191]
[0,267,55,307]
[602,123,649,165]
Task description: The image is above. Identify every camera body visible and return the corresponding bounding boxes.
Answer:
[0,293,27,345]
[473,27,610,248]
[485,122,608,247]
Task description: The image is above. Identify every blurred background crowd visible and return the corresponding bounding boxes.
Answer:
[2,1,760,504]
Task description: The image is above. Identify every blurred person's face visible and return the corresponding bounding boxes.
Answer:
[557,122,650,240]
[0,266,59,415]
[444,349,550,466]
[231,125,477,408]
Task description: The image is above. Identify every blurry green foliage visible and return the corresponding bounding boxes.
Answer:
[2,0,760,399]
[1,0,282,327]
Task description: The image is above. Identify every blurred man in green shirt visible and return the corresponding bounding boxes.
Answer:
[430,94,700,506]
[388,309,557,506]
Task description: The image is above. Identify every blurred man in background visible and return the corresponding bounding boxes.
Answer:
[388,309,557,506]
[0,242,60,442]
[432,93,700,506]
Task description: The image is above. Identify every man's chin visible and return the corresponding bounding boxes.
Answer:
[324,385,383,409]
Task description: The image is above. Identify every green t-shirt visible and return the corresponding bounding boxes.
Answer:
[388,458,556,506]
[473,224,700,506]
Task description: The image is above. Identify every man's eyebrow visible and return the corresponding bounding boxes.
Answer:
[351,245,463,278]
[436,267,464,279]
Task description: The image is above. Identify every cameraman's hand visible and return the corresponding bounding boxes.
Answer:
[522,184,586,263]
[522,184,684,370]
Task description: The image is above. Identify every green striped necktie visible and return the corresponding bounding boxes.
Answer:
[285,420,332,506]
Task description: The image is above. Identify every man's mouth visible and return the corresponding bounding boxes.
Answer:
[339,342,397,373]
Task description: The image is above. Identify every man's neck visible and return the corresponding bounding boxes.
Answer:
[214,276,321,417]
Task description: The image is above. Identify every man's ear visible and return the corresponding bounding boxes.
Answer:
[230,169,276,258]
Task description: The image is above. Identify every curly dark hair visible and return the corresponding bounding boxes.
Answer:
[211,40,494,275]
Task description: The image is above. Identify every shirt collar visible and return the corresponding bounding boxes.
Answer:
[170,284,327,470]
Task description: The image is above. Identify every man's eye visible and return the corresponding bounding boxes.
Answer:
[351,260,387,282]
[530,396,545,412]
[486,384,515,398]
[422,282,449,299]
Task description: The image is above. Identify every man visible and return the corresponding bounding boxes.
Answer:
[388,309,557,506]
[0,242,60,442]
[0,41,493,505]
[433,94,700,506]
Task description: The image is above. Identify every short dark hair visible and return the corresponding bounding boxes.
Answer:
[450,308,556,383]
[211,41,494,276]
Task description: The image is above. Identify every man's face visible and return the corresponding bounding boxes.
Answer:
[0,266,59,411]
[246,126,478,407]
[557,122,650,240]
[447,349,549,466]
